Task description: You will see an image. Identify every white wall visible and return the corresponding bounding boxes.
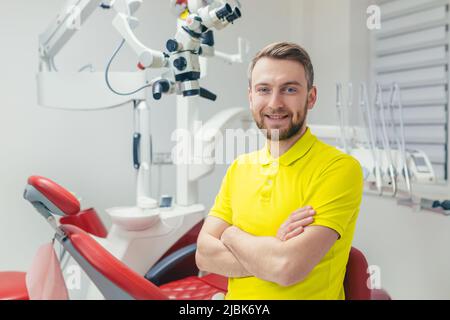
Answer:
[291,0,370,125]
[0,0,297,271]
[355,195,450,300]
[300,0,352,125]
[292,0,450,299]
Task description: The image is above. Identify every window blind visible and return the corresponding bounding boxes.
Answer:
[373,0,450,180]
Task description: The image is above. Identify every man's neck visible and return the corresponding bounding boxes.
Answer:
[268,125,307,158]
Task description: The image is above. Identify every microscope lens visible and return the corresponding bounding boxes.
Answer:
[226,8,242,22]
[215,3,232,20]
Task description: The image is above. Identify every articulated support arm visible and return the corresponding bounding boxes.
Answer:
[112,12,168,69]
[39,0,103,71]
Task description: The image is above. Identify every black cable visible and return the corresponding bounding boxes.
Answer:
[105,39,152,96]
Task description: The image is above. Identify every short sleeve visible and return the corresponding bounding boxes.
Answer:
[208,160,237,225]
[303,156,364,238]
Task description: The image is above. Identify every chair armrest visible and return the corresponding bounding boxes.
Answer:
[145,244,198,286]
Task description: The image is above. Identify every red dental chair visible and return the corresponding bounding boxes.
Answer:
[0,176,225,300]
[0,176,391,300]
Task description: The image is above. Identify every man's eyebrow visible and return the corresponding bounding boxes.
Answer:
[281,81,303,87]
[254,81,304,87]
[254,82,271,87]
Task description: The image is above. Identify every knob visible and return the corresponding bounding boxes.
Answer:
[166,39,180,52]
[173,57,187,71]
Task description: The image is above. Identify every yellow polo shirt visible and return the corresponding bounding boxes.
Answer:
[208,127,364,300]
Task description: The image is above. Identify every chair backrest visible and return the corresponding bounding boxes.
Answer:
[344,247,371,300]
[60,224,168,300]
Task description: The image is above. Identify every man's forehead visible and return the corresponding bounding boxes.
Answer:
[252,58,307,84]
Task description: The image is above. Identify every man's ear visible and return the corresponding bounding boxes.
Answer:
[307,86,317,110]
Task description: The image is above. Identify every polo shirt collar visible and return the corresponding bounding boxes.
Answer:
[259,127,317,166]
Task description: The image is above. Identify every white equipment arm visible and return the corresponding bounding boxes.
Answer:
[375,83,397,197]
[389,83,412,197]
[214,37,250,64]
[39,0,103,70]
[39,0,167,70]
[359,83,383,195]
[336,83,349,153]
[112,13,168,69]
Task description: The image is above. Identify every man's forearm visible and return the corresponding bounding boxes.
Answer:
[221,227,287,285]
[196,233,252,278]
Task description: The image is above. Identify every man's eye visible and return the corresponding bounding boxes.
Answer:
[257,87,270,94]
[283,87,298,94]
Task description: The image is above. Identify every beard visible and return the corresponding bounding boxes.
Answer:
[253,101,308,141]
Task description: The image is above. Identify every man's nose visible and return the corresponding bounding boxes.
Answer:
[268,91,284,109]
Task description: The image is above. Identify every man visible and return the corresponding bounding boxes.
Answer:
[195,42,363,300]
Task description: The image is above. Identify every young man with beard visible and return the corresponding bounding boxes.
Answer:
[195,42,364,300]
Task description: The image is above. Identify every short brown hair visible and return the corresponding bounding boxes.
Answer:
[248,42,314,90]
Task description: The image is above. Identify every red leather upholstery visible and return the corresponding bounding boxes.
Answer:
[61,224,167,300]
[198,273,228,291]
[0,272,29,300]
[28,176,80,216]
[344,247,391,300]
[160,274,226,300]
[60,208,108,238]
[344,247,372,300]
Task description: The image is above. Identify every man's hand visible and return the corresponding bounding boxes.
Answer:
[276,206,316,241]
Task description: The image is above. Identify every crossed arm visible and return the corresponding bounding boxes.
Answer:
[195,216,251,278]
[195,209,339,287]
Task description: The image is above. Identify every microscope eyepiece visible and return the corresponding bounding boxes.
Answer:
[226,7,242,23]
[215,3,233,20]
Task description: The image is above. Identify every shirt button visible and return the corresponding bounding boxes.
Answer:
[267,179,273,185]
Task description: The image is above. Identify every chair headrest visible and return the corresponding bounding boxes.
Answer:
[25,176,80,216]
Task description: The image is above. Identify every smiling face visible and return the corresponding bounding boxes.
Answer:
[249,57,317,141]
